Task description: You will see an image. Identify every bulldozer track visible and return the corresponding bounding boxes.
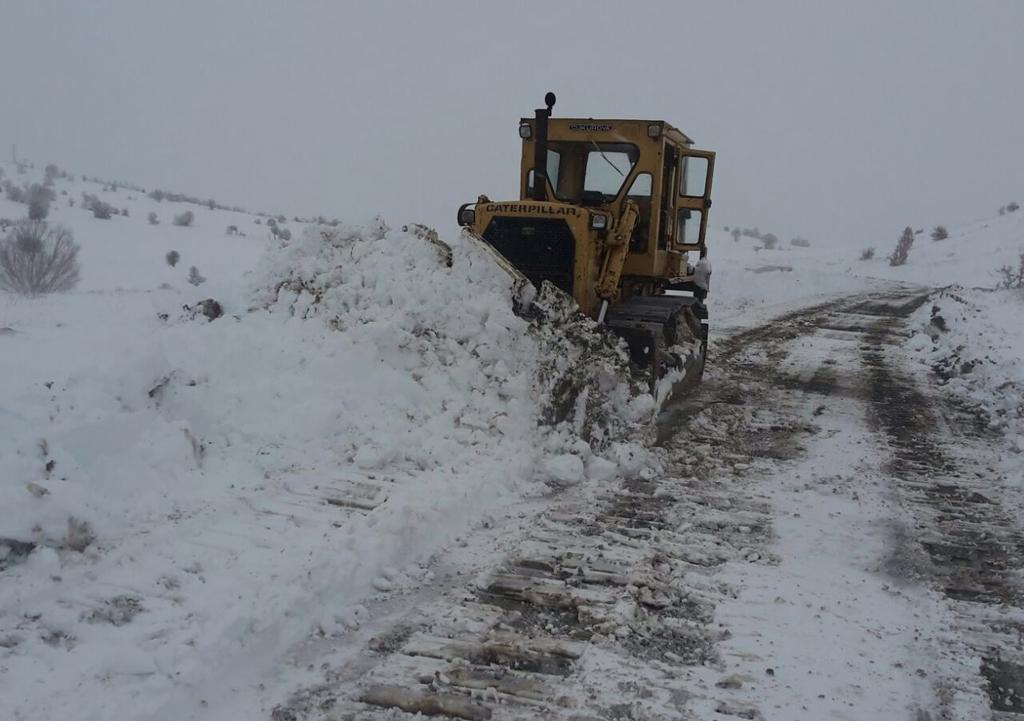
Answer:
[276,287,1024,720]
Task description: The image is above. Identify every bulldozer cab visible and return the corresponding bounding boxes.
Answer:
[520,118,715,268]
[458,94,714,328]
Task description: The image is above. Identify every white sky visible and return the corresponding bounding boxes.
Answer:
[1,1,1022,248]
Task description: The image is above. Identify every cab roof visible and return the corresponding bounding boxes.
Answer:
[520,117,694,146]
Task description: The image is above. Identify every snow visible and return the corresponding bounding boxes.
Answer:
[2,158,1022,719]
[0,163,649,720]
[694,333,988,720]
[905,286,1024,486]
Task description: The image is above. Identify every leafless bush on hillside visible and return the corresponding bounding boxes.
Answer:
[931,225,948,241]
[27,184,55,221]
[43,164,65,185]
[1009,202,1020,214]
[3,180,25,203]
[790,237,811,247]
[165,250,180,267]
[761,233,778,250]
[997,251,1024,289]
[173,211,195,227]
[0,221,81,295]
[860,247,876,261]
[148,211,159,225]
[888,227,914,266]
[81,193,113,219]
[187,265,205,286]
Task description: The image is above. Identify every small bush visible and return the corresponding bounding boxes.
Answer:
[148,211,159,225]
[165,250,180,267]
[92,201,113,219]
[790,237,811,248]
[997,251,1024,289]
[226,225,238,235]
[1000,206,1006,216]
[889,226,914,266]
[173,211,195,227]
[187,265,205,286]
[860,247,876,261]
[761,233,778,250]
[1009,202,1020,213]
[930,225,948,241]
[27,184,54,221]
[0,221,81,295]
[207,199,216,210]
[3,180,25,203]
[730,228,741,242]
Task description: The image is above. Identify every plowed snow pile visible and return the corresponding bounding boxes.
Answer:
[0,171,654,720]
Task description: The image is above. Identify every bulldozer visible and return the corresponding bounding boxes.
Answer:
[458,93,715,389]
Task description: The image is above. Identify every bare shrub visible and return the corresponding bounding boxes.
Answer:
[860,247,876,261]
[44,164,61,184]
[226,225,238,235]
[27,184,53,221]
[148,211,159,225]
[187,265,205,286]
[731,228,741,242]
[790,237,811,247]
[761,233,778,250]
[997,251,1024,289]
[165,250,180,267]
[0,221,81,295]
[1009,202,1020,213]
[931,225,949,241]
[1000,206,1007,216]
[173,211,194,227]
[3,180,25,203]
[888,227,914,266]
[92,202,113,219]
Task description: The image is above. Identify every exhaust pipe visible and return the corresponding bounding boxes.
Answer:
[531,92,556,201]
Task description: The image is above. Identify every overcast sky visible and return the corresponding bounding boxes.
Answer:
[1,1,1021,248]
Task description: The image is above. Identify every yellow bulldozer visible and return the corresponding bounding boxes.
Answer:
[458,93,715,388]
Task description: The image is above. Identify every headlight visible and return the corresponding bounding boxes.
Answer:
[458,208,476,226]
[519,123,532,139]
[647,123,662,138]
[590,213,608,230]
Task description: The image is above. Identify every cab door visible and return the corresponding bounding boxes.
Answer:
[675,149,715,258]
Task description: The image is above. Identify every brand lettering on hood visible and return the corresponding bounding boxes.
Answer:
[484,204,579,217]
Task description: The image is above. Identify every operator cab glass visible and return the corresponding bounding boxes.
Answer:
[527,142,640,206]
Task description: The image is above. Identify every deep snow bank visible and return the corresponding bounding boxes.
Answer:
[0,194,654,719]
[906,286,1024,486]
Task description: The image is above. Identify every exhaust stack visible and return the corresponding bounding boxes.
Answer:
[531,92,556,201]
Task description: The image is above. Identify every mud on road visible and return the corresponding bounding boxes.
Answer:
[275,288,1023,721]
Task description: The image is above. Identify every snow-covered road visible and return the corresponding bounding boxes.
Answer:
[270,287,1021,721]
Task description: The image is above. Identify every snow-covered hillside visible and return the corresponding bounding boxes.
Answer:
[2,157,1022,719]
[709,210,1024,328]
[0,163,652,719]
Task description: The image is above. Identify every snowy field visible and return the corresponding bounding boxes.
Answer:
[1,159,1022,719]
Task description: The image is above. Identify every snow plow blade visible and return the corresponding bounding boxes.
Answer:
[605,295,707,393]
